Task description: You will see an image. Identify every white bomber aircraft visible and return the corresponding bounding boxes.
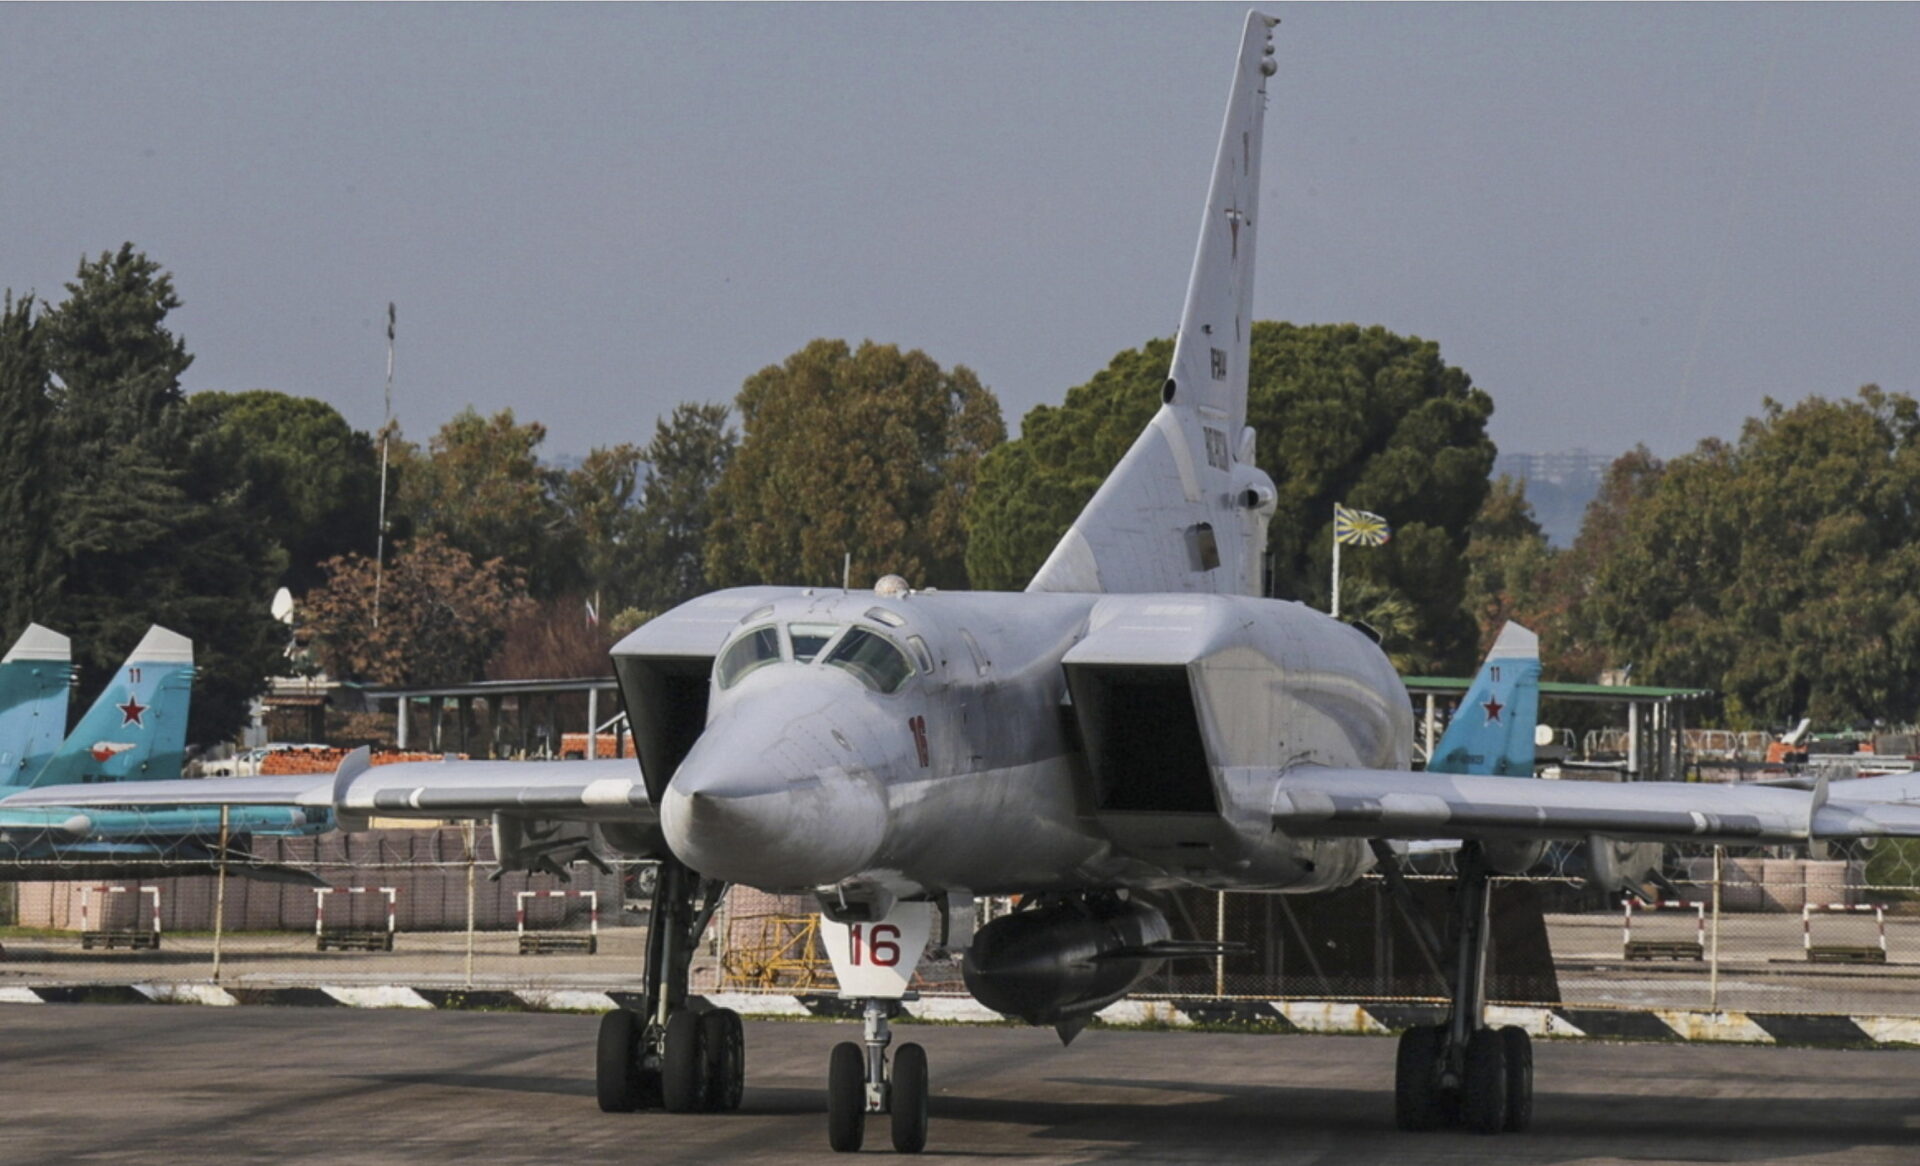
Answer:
[22,10,1920,1152]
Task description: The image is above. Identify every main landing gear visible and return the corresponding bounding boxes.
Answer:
[1375,840,1534,1135]
[827,998,929,1154]
[596,858,744,1115]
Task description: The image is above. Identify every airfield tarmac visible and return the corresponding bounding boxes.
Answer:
[2,1006,1916,1165]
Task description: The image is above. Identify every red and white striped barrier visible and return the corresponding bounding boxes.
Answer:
[514,889,598,938]
[1802,902,1887,954]
[1622,897,1705,952]
[79,885,161,935]
[313,886,398,936]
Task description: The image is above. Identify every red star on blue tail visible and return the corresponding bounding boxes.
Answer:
[118,695,147,727]
[1482,696,1505,724]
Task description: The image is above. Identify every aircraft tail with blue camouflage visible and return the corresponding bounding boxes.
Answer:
[1426,622,1540,778]
[0,625,73,786]
[18,625,194,789]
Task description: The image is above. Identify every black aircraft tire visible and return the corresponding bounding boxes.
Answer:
[701,1008,746,1112]
[1393,1024,1447,1132]
[595,1009,640,1113]
[1500,1026,1533,1132]
[827,1041,866,1153]
[890,1042,930,1154]
[661,1009,707,1114]
[1462,1027,1510,1135]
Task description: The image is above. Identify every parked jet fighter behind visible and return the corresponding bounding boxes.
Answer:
[0,625,328,879]
[26,9,1920,1151]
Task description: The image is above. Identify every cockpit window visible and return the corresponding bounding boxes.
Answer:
[787,622,840,663]
[716,625,781,689]
[824,627,914,694]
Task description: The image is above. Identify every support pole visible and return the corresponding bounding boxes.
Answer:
[1214,891,1228,998]
[587,687,600,761]
[1709,845,1724,1013]
[464,820,478,989]
[1331,534,1342,618]
[1627,702,1640,779]
[212,805,230,983]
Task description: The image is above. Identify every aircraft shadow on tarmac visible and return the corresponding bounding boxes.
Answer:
[1027,1075,1920,1161]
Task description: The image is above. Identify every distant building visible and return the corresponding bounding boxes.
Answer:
[1493,449,1612,547]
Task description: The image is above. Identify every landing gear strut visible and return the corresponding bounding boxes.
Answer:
[1376,840,1534,1134]
[827,998,929,1154]
[596,857,743,1114]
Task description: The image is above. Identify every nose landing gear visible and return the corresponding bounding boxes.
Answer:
[826,999,929,1153]
[1376,840,1534,1135]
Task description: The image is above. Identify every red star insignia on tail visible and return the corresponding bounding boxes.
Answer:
[118,696,148,727]
[1481,696,1504,724]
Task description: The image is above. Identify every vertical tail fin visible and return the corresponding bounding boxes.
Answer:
[1427,623,1541,778]
[1030,11,1281,596]
[0,625,73,786]
[25,625,194,788]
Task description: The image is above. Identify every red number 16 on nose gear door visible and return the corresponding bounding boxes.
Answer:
[846,923,902,967]
[820,903,936,999]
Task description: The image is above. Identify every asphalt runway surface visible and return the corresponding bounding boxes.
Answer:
[4,1006,1918,1165]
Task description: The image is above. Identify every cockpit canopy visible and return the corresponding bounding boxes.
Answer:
[714,619,917,695]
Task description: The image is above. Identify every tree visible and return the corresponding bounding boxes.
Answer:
[628,402,736,612]
[29,246,286,743]
[705,340,1004,591]
[301,534,529,688]
[553,442,644,614]
[0,293,57,634]
[1462,476,1559,655]
[966,322,1495,670]
[1573,389,1920,726]
[395,407,566,596]
[181,391,381,594]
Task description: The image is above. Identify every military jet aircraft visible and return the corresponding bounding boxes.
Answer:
[0,625,328,877]
[22,9,1920,1152]
[0,624,73,785]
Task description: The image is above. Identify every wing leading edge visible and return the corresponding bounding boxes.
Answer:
[1272,766,1920,846]
[0,751,655,823]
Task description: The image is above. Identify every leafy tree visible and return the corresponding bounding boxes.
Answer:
[1573,389,1920,726]
[966,322,1494,669]
[29,246,286,743]
[553,442,644,614]
[1462,476,1559,656]
[0,293,57,634]
[629,402,736,611]
[181,391,381,593]
[706,340,1004,590]
[487,595,616,681]
[301,534,529,687]
[396,407,566,596]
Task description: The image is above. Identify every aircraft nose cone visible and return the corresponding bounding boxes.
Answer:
[661,725,889,890]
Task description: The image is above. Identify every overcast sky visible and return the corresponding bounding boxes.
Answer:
[4,4,1916,464]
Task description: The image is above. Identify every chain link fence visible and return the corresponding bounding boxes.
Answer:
[6,828,1920,1018]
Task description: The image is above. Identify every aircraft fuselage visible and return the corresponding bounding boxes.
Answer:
[633,585,1411,905]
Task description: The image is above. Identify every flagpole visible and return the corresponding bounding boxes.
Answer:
[1331,508,1342,619]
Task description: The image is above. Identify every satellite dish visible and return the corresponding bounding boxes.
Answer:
[271,587,296,624]
[1534,724,1555,748]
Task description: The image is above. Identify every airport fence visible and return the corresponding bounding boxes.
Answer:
[7,829,1920,1020]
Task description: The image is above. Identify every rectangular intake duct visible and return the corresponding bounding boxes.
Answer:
[1064,664,1217,814]
[612,655,712,803]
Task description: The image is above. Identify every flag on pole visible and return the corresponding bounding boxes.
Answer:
[1333,504,1391,547]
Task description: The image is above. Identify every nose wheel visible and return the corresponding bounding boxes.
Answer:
[827,999,930,1153]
